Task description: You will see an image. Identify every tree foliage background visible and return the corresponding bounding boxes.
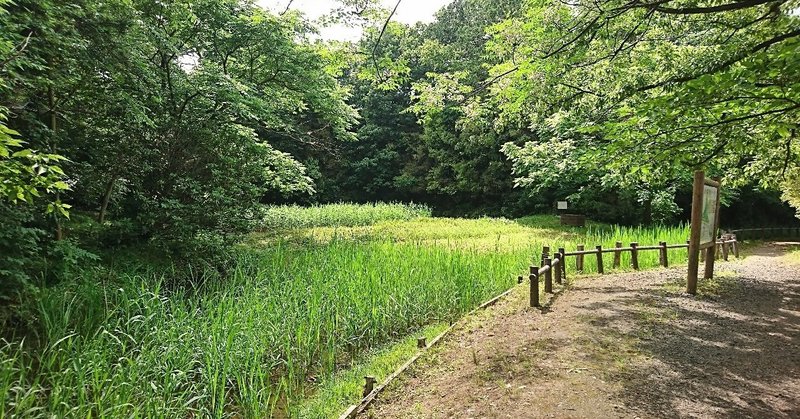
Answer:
[1,0,798,295]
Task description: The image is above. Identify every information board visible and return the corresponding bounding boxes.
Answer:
[700,184,719,245]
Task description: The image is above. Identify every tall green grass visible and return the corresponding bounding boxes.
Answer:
[1,211,691,418]
[259,203,431,230]
[0,241,531,418]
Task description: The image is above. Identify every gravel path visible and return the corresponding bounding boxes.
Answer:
[366,243,800,418]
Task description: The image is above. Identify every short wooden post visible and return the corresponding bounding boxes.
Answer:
[630,242,639,270]
[596,245,604,274]
[363,376,377,397]
[554,257,562,285]
[558,247,566,282]
[541,246,550,267]
[722,238,729,261]
[417,337,427,349]
[518,275,523,284]
[544,258,553,293]
[612,241,622,268]
[659,241,669,268]
[530,266,540,307]
[732,235,740,258]
[576,244,585,272]
[700,245,706,262]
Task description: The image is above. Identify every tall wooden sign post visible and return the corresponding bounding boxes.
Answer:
[687,171,721,294]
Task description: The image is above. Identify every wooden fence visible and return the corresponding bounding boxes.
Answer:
[524,236,739,307]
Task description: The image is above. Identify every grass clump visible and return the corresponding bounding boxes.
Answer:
[260,202,431,230]
[299,323,449,418]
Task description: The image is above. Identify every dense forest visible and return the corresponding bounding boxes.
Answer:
[3,0,799,270]
[0,0,799,415]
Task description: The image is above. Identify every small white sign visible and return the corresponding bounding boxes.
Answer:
[557,201,568,210]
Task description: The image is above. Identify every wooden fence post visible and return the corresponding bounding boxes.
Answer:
[530,266,540,307]
[541,246,550,267]
[576,244,585,272]
[630,242,639,270]
[732,235,740,258]
[363,376,377,397]
[613,241,622,269]
[596,245,604,274]
[659,241,669,268]
[722,237,729,261]
[558,247,566,283]
[553,258,562,287]
[544,258,553,294]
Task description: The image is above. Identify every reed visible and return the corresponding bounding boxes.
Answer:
[0,209,691,418]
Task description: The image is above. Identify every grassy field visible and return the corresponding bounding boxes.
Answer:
[1,204,690,418]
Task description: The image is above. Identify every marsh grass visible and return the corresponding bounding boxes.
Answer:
[259,203,431,230]
[1,207,691,418]
[297,322,449,418]
[1,241,531,417]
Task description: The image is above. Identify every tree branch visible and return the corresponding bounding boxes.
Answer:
[0,30,33,71]
[372,0,402,83]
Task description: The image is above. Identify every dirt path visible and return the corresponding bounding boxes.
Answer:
[366,243,800,419]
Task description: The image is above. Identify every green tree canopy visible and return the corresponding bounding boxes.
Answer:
[488,0,799,192]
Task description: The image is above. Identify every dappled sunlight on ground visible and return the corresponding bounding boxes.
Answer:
[368,243,800,418]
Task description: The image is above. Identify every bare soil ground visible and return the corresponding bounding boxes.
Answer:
[366,243,800,419]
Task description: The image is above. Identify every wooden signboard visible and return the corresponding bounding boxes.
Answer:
[687,171,721,294]
[700,183,719,246]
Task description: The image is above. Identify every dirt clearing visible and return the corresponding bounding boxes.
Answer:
[366,243,800,418]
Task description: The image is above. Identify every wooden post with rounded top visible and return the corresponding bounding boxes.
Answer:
[687,170,704,295]
[630,242,639,270]
[544,258,553,294]
[530,266,540,307]
[576,245,585,272]
[613,241,622,268]
[595,245,604,274]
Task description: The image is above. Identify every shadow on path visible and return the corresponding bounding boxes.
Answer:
[576,243,800,418]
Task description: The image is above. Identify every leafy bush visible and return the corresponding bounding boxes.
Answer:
[0,204,44,299]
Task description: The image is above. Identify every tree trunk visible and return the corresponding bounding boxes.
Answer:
[98,177,117,223]
[642,197,653,225]
[49,86,63,241]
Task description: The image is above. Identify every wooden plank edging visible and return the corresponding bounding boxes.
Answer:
[338,283,520,419]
